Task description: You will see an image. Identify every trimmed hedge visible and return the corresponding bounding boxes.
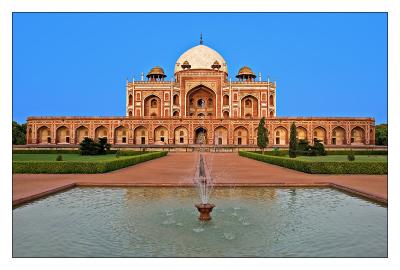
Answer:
[326,150,388,156]
[254,149,387,156]
[239,151,387,175]
[13,149,84,154]
[13,151,167,174]
[117,150,144,156]
[12,149,155,155]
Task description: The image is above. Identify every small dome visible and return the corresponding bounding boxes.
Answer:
[181,61,191,69]
[211,60,221,69]
[236,66,256,78]
[146,66,166,78]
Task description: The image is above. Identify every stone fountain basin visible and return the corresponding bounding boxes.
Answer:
[13,186,387,257]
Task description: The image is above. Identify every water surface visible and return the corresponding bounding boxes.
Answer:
[13,187,387,257]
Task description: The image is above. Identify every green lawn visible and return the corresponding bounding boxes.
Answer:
[13,154,119,162]
[293,155,387,162]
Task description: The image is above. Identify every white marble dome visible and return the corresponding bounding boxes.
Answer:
[174,44,228,74]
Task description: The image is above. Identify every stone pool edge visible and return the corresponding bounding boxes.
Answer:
[12,181,387,207]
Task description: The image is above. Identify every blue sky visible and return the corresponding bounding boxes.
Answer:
[13,13,387,124]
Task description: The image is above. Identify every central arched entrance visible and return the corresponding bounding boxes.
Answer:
[186,85,216,118]
[195,127,207,144]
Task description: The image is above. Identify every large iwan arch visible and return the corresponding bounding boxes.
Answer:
[37,126,51,144]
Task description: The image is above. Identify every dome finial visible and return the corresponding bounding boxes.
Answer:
[200,33,203,45]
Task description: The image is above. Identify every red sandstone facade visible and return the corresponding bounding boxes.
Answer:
[25,43,375,147]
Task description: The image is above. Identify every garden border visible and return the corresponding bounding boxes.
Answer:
[12,151,168,174]
[239,151,387,175]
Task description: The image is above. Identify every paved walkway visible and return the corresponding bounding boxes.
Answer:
[13,153,387,205]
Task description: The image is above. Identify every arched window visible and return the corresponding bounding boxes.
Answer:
[151,99,157,108]
[136,93,140,100]
[269,110,274,117]
[238,131,242,136]
[151,112,157,117]
[223,111,229,118]
[245,99,252,108]
[198,113,205,117]
[207,112,212,117]
[161,130,165,136]
[128,111,133,117]
[173,111,179,117]
[197,99,205,108]
[141,130,145,136]
[234,93,238,101]
[223,95,229,106]
[276,131,280,136]
[173,95,179,106]
[245,113,252,118]
[129,94,133,106]
[180,131,184,136]
[269,95,274,106]
[262,93,266,101]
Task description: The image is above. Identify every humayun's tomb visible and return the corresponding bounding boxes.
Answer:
[25,39,375,148]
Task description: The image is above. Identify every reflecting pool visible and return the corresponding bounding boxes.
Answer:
[13,187,387,257]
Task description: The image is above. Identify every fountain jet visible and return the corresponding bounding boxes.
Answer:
[194,154,215,221]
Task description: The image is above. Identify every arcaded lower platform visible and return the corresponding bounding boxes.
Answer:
[12,153,387,205]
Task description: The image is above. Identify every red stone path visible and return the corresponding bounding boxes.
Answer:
[12,153,388,205]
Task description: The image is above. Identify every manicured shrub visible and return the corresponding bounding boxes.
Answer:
[347,150,355,161]
[13,151,168,174]
[56,154,63,161]
[289,122,297,158]
[239,151,387,175]
[272,147,280,156]
[257,117,268,154]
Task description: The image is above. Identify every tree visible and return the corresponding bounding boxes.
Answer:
[98,137,111,154]
[289,122,297,158]
[79,138,101,155]
[313,138,327,156]
[257,117,269,154]
[297,139,310,155]
[12,121,27,145]
[375,124,388,146]
[79,137,111,155]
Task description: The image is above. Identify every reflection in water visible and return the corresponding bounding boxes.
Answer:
[13,187,387,257]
